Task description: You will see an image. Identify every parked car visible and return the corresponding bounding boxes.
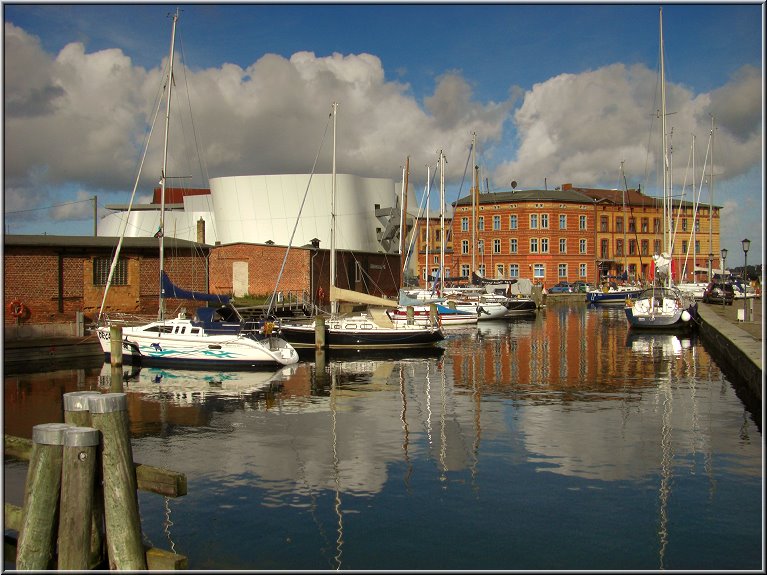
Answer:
[702,281,734,305]
[548,281,574,293]
[571,281,594,293]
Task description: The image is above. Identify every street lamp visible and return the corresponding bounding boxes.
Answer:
[741,238,750,321]
[720,248,727,279]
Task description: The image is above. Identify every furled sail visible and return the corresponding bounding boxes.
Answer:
[161,271,231,304]
[330,285,397,308]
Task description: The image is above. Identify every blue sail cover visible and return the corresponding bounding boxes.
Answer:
[161,271,231,304]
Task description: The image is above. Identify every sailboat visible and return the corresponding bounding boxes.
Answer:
[95,12,299,368]
[279,103,445,351]
[625,8,697,331]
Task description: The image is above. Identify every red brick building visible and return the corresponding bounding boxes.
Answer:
[413,183,721,287]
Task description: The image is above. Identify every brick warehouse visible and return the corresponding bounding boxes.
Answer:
[414,183,721,287]
[3,235,401,332]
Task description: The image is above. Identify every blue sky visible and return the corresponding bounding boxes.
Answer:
[3,2,763,263]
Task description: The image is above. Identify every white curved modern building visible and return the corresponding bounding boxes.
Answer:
[99,173,414,253]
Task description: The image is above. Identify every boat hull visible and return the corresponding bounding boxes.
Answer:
[279,318,445,350]
[586,288,643,305]
[503,298,538,315]
[387,306,478,327]
[97,324,299,368]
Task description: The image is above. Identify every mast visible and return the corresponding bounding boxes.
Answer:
[621,161,628,277]
[659,7,671,288]
[439,150,446,293]
[425,165,430,291]
[330,101,338,315]
[400,156,410,289]
[708,115,714,281]
[471,132,477,274]
[158,9,179,320]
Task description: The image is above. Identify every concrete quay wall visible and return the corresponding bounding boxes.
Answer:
[696,302,762,401]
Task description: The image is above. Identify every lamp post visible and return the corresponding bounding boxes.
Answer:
[720,248,727,279]
[741,238,750,321]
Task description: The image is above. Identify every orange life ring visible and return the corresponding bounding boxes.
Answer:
[8,300,28,319]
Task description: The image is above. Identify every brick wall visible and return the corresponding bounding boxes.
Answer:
[209,244,311,296]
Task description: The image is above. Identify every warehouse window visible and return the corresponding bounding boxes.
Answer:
[93,257,127,286]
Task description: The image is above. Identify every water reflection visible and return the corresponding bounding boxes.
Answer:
[3,302,761,570]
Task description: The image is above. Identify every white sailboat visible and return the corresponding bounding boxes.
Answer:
[96,11,298,368]
[279,103,445,351]
[625,8,697,331]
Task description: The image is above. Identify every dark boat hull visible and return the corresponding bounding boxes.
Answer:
[279,324,444,350]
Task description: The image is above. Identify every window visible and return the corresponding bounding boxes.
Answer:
[509,214,518,229]
[616,240,624,257]
[600,216,608,232]
[559,238,567,253]
[461,239,469,255]
[509,264,519,278]
[478,216,485,231]
[629,240,636,255]
[530,214,538,229]
[579,215,587,230]
[694,220,700,232]
[461,264,470,278]
[695,240,700,254]
[496,264,504,278]
[654,239,661,254]
[558,264,568,278]
[682,218,687,231]
[530,238,539,253]
[628,218,635,232]
[654,218,661,233]
[510,238,518,254]
[461,217,469,232]
[94,257,127,286]
[478,264,486,277]
[616,217,623,233]
[580,239,587,254]
[355,262,363,282]
[600,239,609,258]
[477,239,484,254]
[433,255,439,264]
[540,238,549,253]
[493,239,501,254]
[533,264,545,278]
[579,263,587,278]
[493,215,501,231]
[641,239,649,256]
[560,214,567,230]
[540,214,549,229]
[641,218,649,233]
[682,240,688,255]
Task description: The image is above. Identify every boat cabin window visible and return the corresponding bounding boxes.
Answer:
[145,325,174,333]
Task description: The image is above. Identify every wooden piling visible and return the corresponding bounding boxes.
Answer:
[429,303,438,327]
[57,426,100,570]
[315,316,326,350]
[16,422,71,570]
[109,325,123,367]
[407,305,414,325]
[88,393,147,570]
[62,392,106,569]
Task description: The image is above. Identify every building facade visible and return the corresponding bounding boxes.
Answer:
[413,183,721,288]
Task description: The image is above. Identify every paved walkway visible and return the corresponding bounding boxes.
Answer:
[696,297,762,401]
[701,297,762,341]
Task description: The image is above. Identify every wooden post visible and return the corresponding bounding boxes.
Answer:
[63,392,105,567]
[88,393,147,570]
[16,422,71,570]
[109,326,123,368]
[57,427,100,570]
[315,316,326,350]
[429,303,438,327]
[407,305,414,325]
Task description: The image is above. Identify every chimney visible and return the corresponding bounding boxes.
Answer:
[562,183,573,191]
[197,217,205,244]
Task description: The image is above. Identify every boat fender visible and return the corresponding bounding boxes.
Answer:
[681,310,691,322]
[263,322,275,336]
[8,300,28,319]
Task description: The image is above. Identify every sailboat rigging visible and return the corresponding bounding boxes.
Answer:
[278,103,445,351]
[624,7,697,330]
[96,11,298,368]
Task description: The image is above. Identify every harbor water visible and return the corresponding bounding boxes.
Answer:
[3,301,762,570]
